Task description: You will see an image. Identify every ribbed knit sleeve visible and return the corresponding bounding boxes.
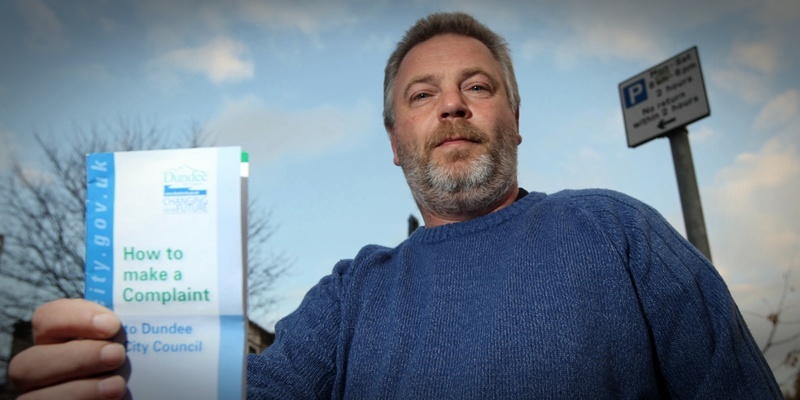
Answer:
[565,189,781,398]
[247,260,347,399]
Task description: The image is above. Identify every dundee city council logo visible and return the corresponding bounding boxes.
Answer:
[162,165,208,213]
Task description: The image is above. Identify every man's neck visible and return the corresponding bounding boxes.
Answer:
[420,184,520,228]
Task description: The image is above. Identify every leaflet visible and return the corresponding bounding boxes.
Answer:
[85,147,247,399]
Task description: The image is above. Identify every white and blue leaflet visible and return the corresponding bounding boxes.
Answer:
[85,147,247,399]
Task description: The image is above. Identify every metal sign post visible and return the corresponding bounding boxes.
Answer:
[668,127,712,261]
[619,47,713,262]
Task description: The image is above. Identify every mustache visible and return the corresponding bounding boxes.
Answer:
[424,120,489,151]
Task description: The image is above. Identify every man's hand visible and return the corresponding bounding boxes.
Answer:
[9,298,127,400]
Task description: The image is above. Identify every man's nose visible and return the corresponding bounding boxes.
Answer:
[438,89,471,121]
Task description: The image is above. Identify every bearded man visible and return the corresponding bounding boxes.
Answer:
[10,12,781,400]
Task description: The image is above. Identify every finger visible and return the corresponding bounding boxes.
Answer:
[16,375,126,400]
[33,299,120,344]
[10,341,126,393]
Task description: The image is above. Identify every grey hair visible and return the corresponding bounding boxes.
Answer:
[383,12,521,129]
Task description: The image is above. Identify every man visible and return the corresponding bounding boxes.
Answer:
[10,12,781,399]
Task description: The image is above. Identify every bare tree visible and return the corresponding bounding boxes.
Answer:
[0,120,288,331]
[761,273,800,357]
[745,269,800,397]
[246,206,290,325]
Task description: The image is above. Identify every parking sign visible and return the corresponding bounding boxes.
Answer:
[619,47,710,147]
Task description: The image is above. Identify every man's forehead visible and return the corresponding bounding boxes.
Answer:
[403,34,491,60]
[397,34,500,80]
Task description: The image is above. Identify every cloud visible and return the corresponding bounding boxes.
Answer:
[18,0,67,51]
[137,0,357,50]
[149,37,254,85]
[99,17,117,33]
[514,0,791,77]
[712,38,785,106]
[730,40,781,75]
[757,0,800,25]
[137,1,363,86]
[688,125,718,144]
[233,0,357,35]
[554,21,665,67]
[710,68,771,104]
[712,31,793,106]
[77,63,111,84]
[754,89,799,132]
[362,34,396,53]
[578,147,603,162]
[208,95,376,164]
[707,135,800,381]
[707,137,800,286]
[528,0,733,67]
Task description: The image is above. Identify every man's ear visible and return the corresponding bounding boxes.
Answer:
[387,126,401,166]
[515,109,522,145]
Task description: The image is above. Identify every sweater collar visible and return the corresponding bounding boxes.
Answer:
[408,188,544,244]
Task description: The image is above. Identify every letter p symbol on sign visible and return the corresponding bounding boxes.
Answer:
[623,79,647,108]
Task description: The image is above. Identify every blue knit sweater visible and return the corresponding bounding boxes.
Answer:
[247,189,780,399]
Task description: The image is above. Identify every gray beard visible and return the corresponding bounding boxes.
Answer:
[397,120,518,220]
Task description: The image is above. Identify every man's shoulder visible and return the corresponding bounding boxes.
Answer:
[542,188,653,215]
[331,243,397,278]
[530,188,665,234]
[546,188,642,204]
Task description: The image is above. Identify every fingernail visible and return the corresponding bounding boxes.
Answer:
[100,343,126,367]
[93,313,119,335]
[98,375,125,399]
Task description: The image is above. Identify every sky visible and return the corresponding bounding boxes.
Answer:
[1,0,799,390]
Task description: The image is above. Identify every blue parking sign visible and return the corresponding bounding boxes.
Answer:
[623,79,647,108]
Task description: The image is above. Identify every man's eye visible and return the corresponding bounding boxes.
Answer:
[468,85,487,92]
[412,93,431,101]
